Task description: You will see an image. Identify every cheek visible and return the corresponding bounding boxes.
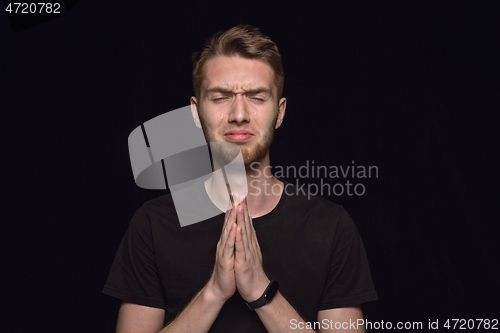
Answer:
[254,109,276,127]
[219,106,228,122]
[199,109,219,128]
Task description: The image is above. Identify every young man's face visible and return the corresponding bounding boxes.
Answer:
[191,55,286,168]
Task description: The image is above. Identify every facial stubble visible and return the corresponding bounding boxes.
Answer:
[198,110,278,172]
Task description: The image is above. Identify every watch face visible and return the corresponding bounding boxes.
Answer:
[264,281,279,300]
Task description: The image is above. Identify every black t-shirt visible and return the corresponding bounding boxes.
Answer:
[103,180,378,332]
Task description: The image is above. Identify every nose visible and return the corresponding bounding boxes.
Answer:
[227,94,250,125]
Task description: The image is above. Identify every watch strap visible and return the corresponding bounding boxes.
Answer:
[246,281,279,311]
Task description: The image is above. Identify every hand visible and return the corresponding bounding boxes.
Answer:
[233,193,270,302]
[206,205,238,302]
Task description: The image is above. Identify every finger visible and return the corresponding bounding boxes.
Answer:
[232,191,238,205]
[218,209,231,249]
[234,193,244,229]
[223,223,236,260]
[234,224,245,261]
[236,203,250,255]
[228,188,235,209]
[242,198,261,257]
[224,206,236,230]
[221,207,237,250]
[242,197,254,247]
[218,208,235,258]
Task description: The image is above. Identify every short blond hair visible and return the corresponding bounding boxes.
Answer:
[192,24,284,100]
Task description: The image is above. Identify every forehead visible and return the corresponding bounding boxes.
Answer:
[202,55,275,93]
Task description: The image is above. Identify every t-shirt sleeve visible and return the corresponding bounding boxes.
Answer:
[319,207,378,310]
[102,204,165,309]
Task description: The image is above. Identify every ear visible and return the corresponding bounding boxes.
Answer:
[190,96,202,129]
[275,97,287,129]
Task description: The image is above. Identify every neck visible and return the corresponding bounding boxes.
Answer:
[205,154,283,218]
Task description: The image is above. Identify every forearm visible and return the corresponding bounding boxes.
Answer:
[255,291,316,333]
[160,283,225,333]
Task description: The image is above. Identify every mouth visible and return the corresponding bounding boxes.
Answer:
[224,130,254,142]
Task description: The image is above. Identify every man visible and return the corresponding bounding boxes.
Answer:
[103,25,378,332]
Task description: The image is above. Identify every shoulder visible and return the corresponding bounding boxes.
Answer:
[281,180,349,224]
[136,183,224,230]
[128,193,178,231]
[273,181,357,246]
[141,193,176,215]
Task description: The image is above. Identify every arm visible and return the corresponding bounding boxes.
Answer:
[117,207,239,333]
[232,196,316,333]
[116,285,226,333]
[116,302,164,333]
[255,299,364,333]
[317,306,365,332]
[232,196,366,333]
[254,291,316,332]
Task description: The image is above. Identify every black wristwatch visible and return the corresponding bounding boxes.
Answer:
[246,281,279,311]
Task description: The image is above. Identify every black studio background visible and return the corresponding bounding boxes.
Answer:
[2,0,499,332]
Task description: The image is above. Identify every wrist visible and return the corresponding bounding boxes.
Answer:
[248,277,271,302]
[246,280,279,311]
[203,279,231,305]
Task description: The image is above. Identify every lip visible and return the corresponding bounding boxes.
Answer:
[224,130,254,142]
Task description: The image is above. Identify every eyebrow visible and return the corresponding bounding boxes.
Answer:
[206,86,273,95]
